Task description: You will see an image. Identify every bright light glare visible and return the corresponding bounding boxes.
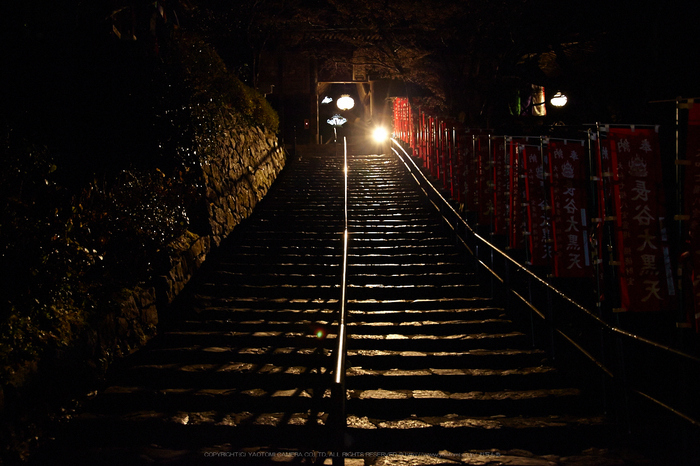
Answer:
[372,127,389,143]
[337,94,355,110]
[550,92,568,107]
[321,96,333,104]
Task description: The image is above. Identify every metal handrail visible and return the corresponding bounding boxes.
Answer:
[390,137,700,429]
[334,138,349,385]
[331,137,349,462]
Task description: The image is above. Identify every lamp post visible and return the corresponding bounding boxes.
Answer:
[327,114,348,142]
[327,114,347,159]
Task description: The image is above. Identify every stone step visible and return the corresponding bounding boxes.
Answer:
[345,365,568,391]
[43,412,332,457]
[155,327,527,352]
[347,331,528,350]
[345,386,591,418]
[84,385,334,415]
[344,348,547,370]
[112,362,330,390]
[32,151,618,464]
[348,298,498,312]
[344,413,612,455]
[346,284,485,300]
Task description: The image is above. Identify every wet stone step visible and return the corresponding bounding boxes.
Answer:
[87,386,333,415]
[344,366,568,391]
[125,345,335,366]
[196,281,339,295]
[349,207,434,216]
[344,348,547,370]
[348,298,498,312]
[186,297,340,311]
[343,414,611,455]
[346,285,484,301]
[350,207,434,215]
[153,332,336,351]
[197,283,340,298]
[213,249,341,260]
[113,364,331,390]
[349,271,476,284]
[347,331,528,350]
[212,263,340,274]
[347,253,466,265]
[345,387,587,417]
[206,271,341,286]
[157,321,336,335]
[349,216,441,225]
[181,305,338,319]
[53,412,331,452]
[345,316,513,331]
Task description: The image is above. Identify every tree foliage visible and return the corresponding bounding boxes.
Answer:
[0,0,279,387]
[190,0,700,125]
[209,0,572,122]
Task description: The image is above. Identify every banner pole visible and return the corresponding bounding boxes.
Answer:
[588,127,611,414]
[675,98,685,330]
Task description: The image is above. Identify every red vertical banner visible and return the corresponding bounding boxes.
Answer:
[417,110,425,164]
[409,103,415,152]
[522,141,552,266]
[609,127,675,312]
[429,116,437,177]
[445,123,454,197]
[438,119,447,186]
[399,98,409,144]
[596,136,614,217]
[464,134,479,214]
[476,136,493,225]
[548,140,591,277]
[425,115,432,173]
[492,136,510,235]
[683,104,700,330]
[445,122,457,200]
[396,98,403,140]
[454,129,466,204]
[420,110,429,167]
[434,117,441,180]
[595,134,614,269]
[509,139,526,249]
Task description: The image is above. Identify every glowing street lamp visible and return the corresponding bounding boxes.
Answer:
[371,126,389,143]
[337,94,355,111]
[550,91,568,107]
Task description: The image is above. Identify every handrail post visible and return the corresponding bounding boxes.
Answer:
[331,137,349,465]
[546,287,556,360]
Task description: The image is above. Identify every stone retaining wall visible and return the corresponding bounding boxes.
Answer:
[112,113,286,352]
[0,110,286,464]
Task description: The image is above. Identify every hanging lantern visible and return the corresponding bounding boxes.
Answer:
[550,92,568,107]
[337,94,355,111]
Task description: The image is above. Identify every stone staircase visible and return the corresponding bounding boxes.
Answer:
[30,147,623,465]
[341,153,609,456]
